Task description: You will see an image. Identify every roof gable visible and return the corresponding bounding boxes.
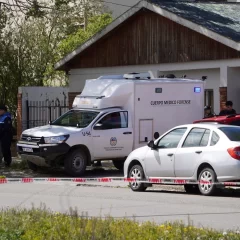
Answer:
[55,0,240,70]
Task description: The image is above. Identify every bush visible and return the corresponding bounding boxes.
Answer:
[0,207,240,240]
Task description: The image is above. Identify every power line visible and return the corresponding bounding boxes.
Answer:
[101,0,142,9]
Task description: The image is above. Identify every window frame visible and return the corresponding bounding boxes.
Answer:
[156,127,188,149]
[93,111,128,130]
[181,127,211,148]
[209,130,220,146]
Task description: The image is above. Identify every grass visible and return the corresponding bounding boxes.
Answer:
[0,206,240,240]
[9,160,28,170]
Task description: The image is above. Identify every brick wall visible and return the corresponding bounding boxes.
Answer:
[219,87,227,111]
[68,92,81,109]
[17,93,22,140]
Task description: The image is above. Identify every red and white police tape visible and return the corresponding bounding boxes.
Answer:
[1,177,240,186]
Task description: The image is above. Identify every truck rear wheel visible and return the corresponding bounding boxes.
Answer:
[64,149,87,177]
[112,159,125,171]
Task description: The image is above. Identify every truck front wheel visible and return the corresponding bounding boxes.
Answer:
[64,149,87,177]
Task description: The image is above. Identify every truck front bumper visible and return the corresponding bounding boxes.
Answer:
[17,142,70,167]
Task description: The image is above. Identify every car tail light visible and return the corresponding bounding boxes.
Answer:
[227,147,240,160]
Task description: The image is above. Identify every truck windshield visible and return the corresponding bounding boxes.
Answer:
[52,110,99,128]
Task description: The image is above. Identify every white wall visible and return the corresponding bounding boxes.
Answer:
[19,87,69,102]
[227,67,240,113]
[19,87,69,130]
[69,58,240,91]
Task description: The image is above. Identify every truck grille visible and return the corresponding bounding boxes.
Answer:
[21,135,42,143]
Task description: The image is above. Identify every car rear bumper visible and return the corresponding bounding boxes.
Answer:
[17,142,70,167]
[216,165,240,183]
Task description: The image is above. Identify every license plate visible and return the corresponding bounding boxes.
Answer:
[22,148,33,153]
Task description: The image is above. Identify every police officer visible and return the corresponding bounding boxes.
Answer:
[0,104,12,167]
[219,101,236,116]
[204,106,214,119]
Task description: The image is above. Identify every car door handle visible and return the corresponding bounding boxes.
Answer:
[167,153,174,157]
[195,151,202,154]
[123,132,132,135]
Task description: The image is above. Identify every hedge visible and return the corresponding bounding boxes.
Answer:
[0,207,240,240]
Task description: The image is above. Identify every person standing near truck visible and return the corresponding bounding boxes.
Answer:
[204,106,214,118]
[219,101,236,116]
[0,104,13,167]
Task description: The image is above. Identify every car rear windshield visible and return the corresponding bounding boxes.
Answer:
[219,127,240,141]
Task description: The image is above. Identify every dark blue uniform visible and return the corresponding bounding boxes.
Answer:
[0,112,13,166]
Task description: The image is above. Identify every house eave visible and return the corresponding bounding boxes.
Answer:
[55,0,240,71]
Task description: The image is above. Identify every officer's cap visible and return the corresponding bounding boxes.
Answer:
[0,104,7,111]
[204,106,211,110]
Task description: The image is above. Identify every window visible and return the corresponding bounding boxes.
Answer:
[210,131,220,146]
[155,88,162,93]
[219,127,240,141]
[94,111,128,130]
[204,89,214,112]
[200,130,210,146]
[157,128,187,149]
[52,110,99,128]
[183,128,210,147]
[120,112,128,128]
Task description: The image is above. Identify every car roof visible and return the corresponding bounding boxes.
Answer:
[176,123,240,130]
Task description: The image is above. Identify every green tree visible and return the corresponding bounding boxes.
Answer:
[57,13,112,58]
[0,0,112,122]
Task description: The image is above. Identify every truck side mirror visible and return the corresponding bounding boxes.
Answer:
[148,140,157,149]
[94,123,103,130]
[94,122,113,130]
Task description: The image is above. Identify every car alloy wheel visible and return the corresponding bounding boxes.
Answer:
[129,165,147,192]
[198,168,217,196]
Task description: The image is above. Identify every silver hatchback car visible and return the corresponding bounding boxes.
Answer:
[124,124,240,196]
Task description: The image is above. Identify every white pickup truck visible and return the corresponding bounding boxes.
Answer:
[17,72,204,176]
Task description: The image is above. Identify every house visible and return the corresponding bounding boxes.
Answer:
[55,0,240,115]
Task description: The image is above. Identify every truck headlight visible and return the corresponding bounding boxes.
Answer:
[44,135,69,144]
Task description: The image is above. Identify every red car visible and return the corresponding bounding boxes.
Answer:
[194,114,240,126]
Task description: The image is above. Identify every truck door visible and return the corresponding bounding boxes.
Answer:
[91,111,133,159]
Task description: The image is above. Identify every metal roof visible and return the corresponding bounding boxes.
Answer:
[151,0,240,42]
